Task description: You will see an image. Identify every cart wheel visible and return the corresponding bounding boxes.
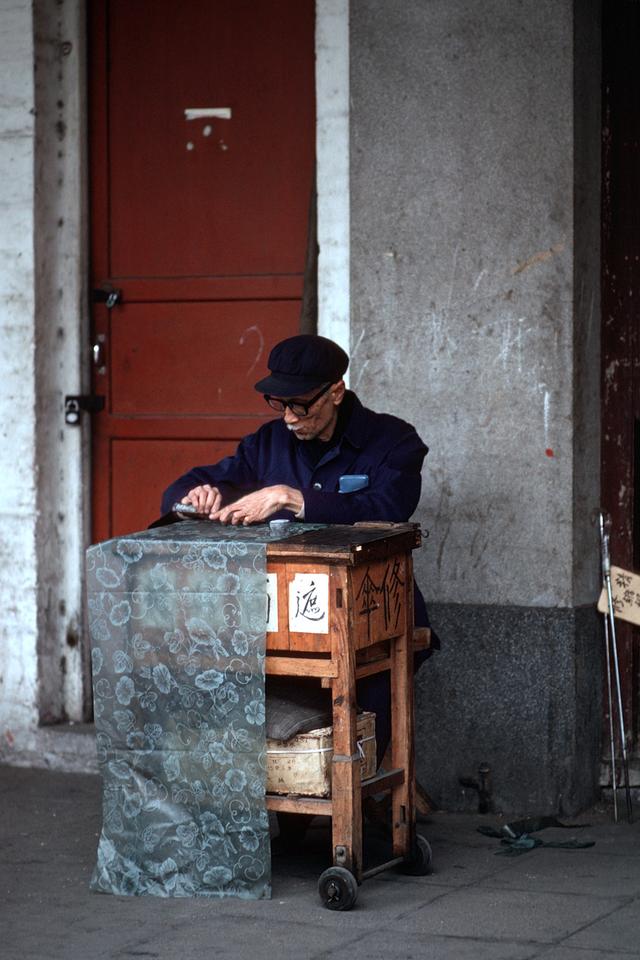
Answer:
[318,866,358,911]
[400,834,433,876]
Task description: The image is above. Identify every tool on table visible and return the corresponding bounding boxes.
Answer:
[172,502,199,515]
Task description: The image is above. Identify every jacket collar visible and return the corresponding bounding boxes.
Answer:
[341,390,366,450]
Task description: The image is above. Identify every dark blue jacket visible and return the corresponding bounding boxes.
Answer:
[161,392,431,626]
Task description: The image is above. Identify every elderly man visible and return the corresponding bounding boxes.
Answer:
[162,334,427,532]
[161,334,434,764]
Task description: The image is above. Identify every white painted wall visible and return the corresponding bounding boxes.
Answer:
[0,0,89,767]
[316,0,350,374]
[0,0,39,746]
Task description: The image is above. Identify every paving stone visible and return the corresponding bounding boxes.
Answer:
[532,948,639,960]
[562,900,640,954]
[380,887,627,943]
[320,930,542,960]
[483,847,640,898]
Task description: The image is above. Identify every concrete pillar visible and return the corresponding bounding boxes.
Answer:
[350,0,602,814]
[316,0,350,360]
[0,0,89,767]
[33,0,89,726]
[0,0,39,748]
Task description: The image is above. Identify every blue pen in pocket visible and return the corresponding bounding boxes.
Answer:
[338,474,369,493]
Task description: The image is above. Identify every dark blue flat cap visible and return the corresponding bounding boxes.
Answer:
[254,335,349,396]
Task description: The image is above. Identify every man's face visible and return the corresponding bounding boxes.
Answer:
[278,381,345,441]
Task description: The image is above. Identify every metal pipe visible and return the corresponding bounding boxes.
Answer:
[604,569,633,823]
[603,615,619,822]
[599,511,633,823]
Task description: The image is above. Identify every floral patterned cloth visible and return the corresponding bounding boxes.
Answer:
[86,521,314,899]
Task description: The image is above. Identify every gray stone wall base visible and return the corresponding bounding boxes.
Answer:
[3,603,604,819]
[415,604,602,817]
[0,724,98,775]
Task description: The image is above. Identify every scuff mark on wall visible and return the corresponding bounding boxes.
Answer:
[353,357,369,389]
[239,324,264,376]
[541,383,551,449]
[497,316,526,373]
[512,242,565,275]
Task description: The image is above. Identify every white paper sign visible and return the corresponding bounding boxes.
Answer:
[597,564,640,627]
[289,573,329,634]
[266,573,279,632]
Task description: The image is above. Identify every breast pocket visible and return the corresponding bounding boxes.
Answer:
[338,474,369,493]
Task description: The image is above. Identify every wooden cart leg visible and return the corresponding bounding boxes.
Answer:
[331,753,363,879]
[390,558,416,860]
[330,567,363,881]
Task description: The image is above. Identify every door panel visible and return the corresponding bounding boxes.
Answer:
[109,301,299,416]
[89,1,315,543]
[111,439,238,534]
[107,2,314,278]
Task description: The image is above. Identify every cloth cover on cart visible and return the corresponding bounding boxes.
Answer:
[86,521,317,900]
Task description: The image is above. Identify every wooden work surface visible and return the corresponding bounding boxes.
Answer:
[266,522,421,565]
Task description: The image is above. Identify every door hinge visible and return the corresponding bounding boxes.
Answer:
[65,394,105,425]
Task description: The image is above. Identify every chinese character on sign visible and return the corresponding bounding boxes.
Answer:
[615,572,632,589]
[295,580,324,621]
[289,573,329,634]
[598,565,640,626]
[355,571,380,618]
[355,561,405,636]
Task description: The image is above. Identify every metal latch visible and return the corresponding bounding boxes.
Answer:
[92,288,122,308]
[65,395,105,425]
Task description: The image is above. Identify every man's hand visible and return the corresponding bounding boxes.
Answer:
[182,484,223,517]
[212,485,304,526]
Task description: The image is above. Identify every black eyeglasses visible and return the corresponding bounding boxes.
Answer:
[264,383,331,417]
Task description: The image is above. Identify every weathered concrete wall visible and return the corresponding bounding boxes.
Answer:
[0,0,89,767]
[572,0,602,605]
[351,0,602,813]
[33,0,89,725]
[316,0,350,356]
[351,0,588,607]
[0,0,39,744]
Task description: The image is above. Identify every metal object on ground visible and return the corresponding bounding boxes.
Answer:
[599,510,633,823]
[459,762,492,814]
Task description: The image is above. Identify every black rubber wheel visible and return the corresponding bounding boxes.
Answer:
[318,866,358,911]
[400,834,433,876]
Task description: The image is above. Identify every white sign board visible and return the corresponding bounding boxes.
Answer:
[289,573,329,634]
[597,565,640,627]
[266,573,279,633]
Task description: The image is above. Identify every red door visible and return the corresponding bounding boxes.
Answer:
[89,1,315,542]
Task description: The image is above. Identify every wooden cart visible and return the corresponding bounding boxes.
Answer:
[264,522,432,909]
